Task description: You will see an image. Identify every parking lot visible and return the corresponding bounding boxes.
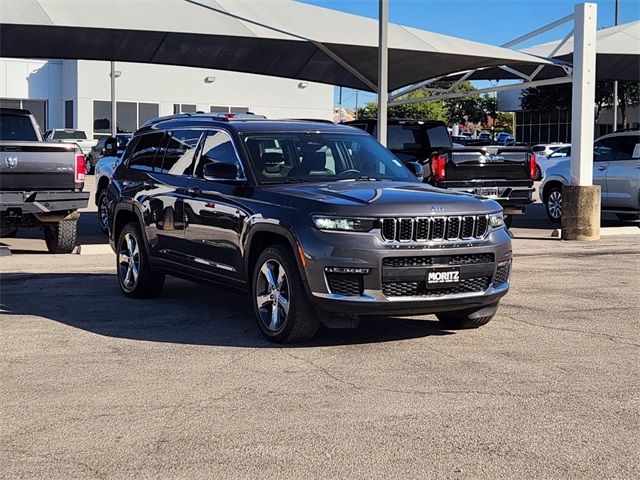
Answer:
[1,177,639,479]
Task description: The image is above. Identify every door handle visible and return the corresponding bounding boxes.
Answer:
[597,166,607,171]
[187,187,202,196]
[142,180,155,190]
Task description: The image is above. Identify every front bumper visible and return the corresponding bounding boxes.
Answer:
[299,227,512,316]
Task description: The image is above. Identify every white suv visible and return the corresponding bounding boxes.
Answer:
[540,131,640,223]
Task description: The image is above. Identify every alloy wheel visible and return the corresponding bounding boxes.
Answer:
[548,190,562,220]
[118,232,140,291]
[255,259,290,332]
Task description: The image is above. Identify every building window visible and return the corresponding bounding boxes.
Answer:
[174,104,197,114]
[210,105,228,113]
[116,101,137,133]
[64,100,73,128]
[94,100,160,135]
[138,103,159,125]
[230,106,249,114]
[0,98,48,132]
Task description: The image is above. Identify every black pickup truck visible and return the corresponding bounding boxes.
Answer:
[346,119,536,226]
[0,108,89,252]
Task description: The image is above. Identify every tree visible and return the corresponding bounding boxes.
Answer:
[357,89,446,121]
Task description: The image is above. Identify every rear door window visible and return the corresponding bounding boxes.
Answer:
[611,135,640,161]
[158,129,203,175]
[593,138,616,162]
[127,132,165,171]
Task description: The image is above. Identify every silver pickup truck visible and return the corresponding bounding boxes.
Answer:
[0,108,89,253]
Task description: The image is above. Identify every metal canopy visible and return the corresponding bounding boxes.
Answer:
[443,20,640,82]
[0,0,554,92]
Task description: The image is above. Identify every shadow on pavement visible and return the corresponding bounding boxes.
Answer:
[1,273,453,348]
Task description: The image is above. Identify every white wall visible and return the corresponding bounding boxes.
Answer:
[0,58,64,129]
[2,58,334,137]
[76,60,333,137]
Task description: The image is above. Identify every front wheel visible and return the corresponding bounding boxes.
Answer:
[117,222,165,298]
[535,165,542,181]
[436,303,498,329]
[44,220,78,253]
[85,157,94,175]
[252,245,320,343]
[504,215,513,229]
[545,186,563,223]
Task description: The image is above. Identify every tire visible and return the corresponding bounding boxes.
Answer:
[545,186,563,223]
[535,165,542,181]
[504,214,513,229]
[97,189,110,234]
[44,220,78,253]
[436,303,498,329]
[0,228,17,238]
[85,157,94,175]
[251,245,320,343]
[116,222,165,298]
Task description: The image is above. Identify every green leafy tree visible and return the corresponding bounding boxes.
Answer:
[357,89,446,121]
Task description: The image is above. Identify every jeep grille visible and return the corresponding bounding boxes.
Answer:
[380,215,488,243]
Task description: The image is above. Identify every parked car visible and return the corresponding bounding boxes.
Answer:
[106,114,512,343]
[0,108,89,252]
[540,131,640,223]
[94,138,123,233]
[86,134,132,174]
[44,129,98,157]
[346,119,536,227]
[495,132,515,145]
[535,145,570,180]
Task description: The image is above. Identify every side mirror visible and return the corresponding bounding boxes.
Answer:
[203,161,242,181]
[405,161,424,180]
[104,137,118,157]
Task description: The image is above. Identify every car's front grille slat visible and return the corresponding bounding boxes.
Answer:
[380,214,490,243]
[382,276,491,297]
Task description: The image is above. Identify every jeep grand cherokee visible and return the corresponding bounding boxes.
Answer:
[107,114,512,343]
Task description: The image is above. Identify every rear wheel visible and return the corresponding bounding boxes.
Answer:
[436,303,498,329]
[44,220,78,253]
[545,186,563,223]
[252,245,320,343]
[97,190,110,234]
[535,165,542,181]
[117,222,165,298]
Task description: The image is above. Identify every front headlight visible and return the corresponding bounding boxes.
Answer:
[489,212,505,229]
[312,216,376,232]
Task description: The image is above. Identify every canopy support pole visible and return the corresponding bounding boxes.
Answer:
[110,61,117,137]
[377,0,389,146]
[563,2,600,241]
[612,0,620,132]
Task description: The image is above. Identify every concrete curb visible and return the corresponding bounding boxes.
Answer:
[75,244,113,255]
[551,226,640,238]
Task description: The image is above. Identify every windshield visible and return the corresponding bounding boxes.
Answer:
[52,130,87,140]
[243,132,416,184]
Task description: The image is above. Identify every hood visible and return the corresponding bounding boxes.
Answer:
[259,180,501,216]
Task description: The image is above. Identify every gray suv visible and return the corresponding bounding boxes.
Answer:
[107,114,512,343]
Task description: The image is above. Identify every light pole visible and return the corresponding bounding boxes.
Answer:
[377,0,389,146]
[110,61,121,136]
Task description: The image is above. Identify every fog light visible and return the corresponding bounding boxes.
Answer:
[324,267,371,274]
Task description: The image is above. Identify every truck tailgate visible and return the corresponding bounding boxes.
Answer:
[447,147,531,181]
[0,141,80,191]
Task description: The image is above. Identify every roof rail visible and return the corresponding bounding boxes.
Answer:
[285,118,335,124]
[140,112,266,128]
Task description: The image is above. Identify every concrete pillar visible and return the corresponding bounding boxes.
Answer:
[563,3,600,241]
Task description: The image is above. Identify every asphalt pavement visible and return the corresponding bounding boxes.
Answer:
[1,176,639,479]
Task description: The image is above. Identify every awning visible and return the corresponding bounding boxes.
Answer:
[0,0,555,92]
[443,20,640,82]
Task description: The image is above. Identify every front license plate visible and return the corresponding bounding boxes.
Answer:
[426,267,461,289]
[476,187,499,198]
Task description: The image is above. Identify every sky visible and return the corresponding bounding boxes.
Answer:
[297,0,640,108]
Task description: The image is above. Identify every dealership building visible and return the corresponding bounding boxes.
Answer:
[0,57,334,137]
